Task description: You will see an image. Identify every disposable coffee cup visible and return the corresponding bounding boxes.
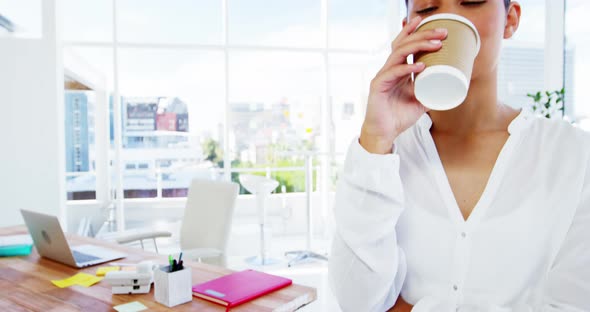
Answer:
[413,14,480,111]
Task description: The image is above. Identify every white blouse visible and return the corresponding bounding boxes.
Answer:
[329,111,590,312]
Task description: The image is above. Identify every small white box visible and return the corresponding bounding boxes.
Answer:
[154,265,192,307]
[105,269,154,295]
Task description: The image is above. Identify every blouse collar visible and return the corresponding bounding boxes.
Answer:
[416,109,532,135]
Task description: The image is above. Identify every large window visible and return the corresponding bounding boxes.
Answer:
[497,0,550,110]
[62,0,574,204]
[566,0,590,124]
[228,0,321,48]
[329,53,371,156]
[62,0,112,42]
[228,51,324,193]
[117,49,225,198]
[64,90,97,200]
[329,0,391,50]
[62,0,386,202]
[117,0,222,45]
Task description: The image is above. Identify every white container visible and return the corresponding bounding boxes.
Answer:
[154,265,193,307]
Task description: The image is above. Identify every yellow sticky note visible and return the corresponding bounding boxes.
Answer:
[76,274,103,287]
[96,266,120,276]
[52,274,84,288]
[51,278,75,288]
[113,301,148,312]
[51,273,103,288]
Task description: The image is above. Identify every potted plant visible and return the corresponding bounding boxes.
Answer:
[526,88,565,119]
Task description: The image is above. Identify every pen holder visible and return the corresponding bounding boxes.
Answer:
[154,265,192,307]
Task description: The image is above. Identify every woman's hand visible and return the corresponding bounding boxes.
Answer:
[360,16,447,154]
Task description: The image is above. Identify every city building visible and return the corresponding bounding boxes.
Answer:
[64,92,90,173]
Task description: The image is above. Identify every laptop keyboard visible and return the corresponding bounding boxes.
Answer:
[72,250,101,263]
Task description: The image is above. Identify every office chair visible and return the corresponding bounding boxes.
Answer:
[81,179,238,264]
[179,179,239,266]
[77,201,172,254]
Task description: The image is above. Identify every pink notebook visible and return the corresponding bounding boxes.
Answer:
[192,269,292,310]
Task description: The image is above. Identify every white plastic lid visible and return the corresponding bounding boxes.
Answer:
[414,65,469,111]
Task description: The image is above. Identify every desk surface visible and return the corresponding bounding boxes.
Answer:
[0,226,316,311]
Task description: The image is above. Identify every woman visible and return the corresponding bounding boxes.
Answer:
[328,0,590,311]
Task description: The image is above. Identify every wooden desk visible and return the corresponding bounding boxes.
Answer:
[0,226,316,311]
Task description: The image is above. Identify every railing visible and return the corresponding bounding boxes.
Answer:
[65,157,343,246]
[65,164,331,200]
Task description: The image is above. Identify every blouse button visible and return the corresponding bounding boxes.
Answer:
[461,232,466,238]
[453,285,458,291]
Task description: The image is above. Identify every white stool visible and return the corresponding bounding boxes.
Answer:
[239,174,280,266]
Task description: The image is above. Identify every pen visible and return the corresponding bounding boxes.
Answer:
[168,254,173,270]
[179,252,183,263]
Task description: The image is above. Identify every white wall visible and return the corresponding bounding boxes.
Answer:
[0,0,65,227]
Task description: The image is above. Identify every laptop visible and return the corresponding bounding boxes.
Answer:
[21,209,126,268]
